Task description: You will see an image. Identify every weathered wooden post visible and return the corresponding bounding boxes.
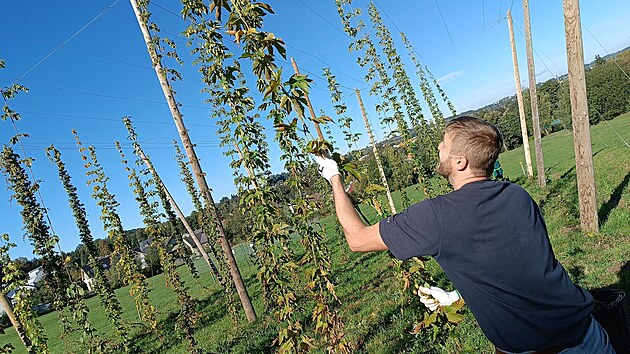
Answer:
[562,0,599,232]
[129,0,256,321]
[522,0,546,188]
[507,10,534,179]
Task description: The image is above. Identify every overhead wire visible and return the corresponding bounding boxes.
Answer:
[1,31,151,72]
[371,0,426,59]
[295,0,349,37]
[14,0,121,82]
[582,24,630,82]
[433,0,454,44]
[498,0,503,23]
[0,78,212,110]
[141,1,367,96]
[513,23,560,81]
[17,111,218,128]
[3,0,126,255]
[511,20,629,149]
[285,44,366,87]
[481,0,485,29]
[2,94,70,257]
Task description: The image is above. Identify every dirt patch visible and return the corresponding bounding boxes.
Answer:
[559,225,580,234]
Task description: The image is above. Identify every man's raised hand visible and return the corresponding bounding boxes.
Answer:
[315,155,340,183]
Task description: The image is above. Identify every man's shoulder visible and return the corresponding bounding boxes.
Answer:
[439,180,533,204]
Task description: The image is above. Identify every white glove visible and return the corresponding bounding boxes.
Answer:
[418,286,460,311]
[315,156,340,183]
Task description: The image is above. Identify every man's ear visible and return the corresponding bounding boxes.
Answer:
[454,155,468,171]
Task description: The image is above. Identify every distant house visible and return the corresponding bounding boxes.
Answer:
[133,238,155,270]
[26,266,45,288]
[132,236,181,270]
[182,229,209,256]
[2,266,47,315]
[80,256,112,293]
[5,266,45,296]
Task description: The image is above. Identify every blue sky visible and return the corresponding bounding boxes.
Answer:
[1,0,629,258]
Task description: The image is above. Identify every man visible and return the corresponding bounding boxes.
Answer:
[316,117,613,353]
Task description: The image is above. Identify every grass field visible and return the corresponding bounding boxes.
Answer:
[1,113,629,353]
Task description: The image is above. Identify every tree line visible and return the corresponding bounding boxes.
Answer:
[465,48,630,150]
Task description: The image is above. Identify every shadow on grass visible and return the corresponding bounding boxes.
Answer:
[567,243,586,285]
[537,165,579,216]
[599,260,630,295]
[617,261,630,294]
[598,171,630,226]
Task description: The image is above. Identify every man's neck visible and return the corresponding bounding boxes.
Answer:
[451,175,489,190]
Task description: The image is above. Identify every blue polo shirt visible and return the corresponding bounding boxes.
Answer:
[379,180,594,352]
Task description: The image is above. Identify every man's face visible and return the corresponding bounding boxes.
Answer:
[436,132,453,179]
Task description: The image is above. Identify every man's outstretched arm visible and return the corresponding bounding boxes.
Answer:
[317,157,387,252]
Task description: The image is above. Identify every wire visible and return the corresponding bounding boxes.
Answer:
[433,0,454,44]
[0,31,229,88]
[15,0,120,82]
[0,78,212,110]
[151,1,184,20]
[2,95,70,258]
[295,0,348,37]
[76,0,184,39]
[498,0,503,23]
[138,0,361,97]
[283,45,364,87]
[17,111,217,128]
[603,120,629,147]
[481,0,485,29]
[582,24,630,83]
[371,0,425,58]
[513,24,560,81]
[1,31,149,71]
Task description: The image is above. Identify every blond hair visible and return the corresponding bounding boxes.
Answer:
[445,116,503,176]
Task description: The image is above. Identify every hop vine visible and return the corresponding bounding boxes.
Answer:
[115,138,198,350]
[122,118,199,281]
[73,130,160,337]
[183,5,304,349]
[46,145,129,352]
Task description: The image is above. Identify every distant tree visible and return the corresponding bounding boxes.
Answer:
[144,246,161,277]
[586,53,630,122]
[95,239,112,258]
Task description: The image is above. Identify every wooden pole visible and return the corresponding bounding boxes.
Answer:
[522,0,546,188]
[507,11,534,179]
[356,89,397,215]
[290,58,326,141]
[0,294,32,351]
[136,148,222,282]
[562,0,599,232]
[129,0,256,321]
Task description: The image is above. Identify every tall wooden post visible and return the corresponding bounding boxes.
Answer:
[562,0,599,232]
[507,11,534,179]
[0,294,32,350]
[522,0,546,188]
[129,0,256,321]
[356,89,397,215]
[136,148,222,281]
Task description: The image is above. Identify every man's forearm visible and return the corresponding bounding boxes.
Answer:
[330,175,386,252]
[330,175,366,236]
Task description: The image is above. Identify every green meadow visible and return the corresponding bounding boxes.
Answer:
[1,113,629,353]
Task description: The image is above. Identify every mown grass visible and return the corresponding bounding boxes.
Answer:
[1,113,629,353]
